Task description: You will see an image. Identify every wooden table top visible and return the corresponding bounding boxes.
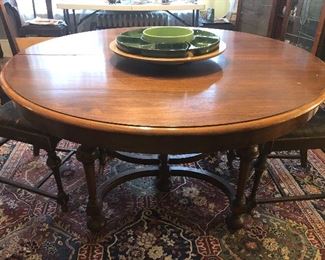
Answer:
[1,29,325,151]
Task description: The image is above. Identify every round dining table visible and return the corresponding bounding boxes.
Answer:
[1,28,325,232]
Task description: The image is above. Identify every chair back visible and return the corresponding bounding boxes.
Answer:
[0,0,19,55]
[3,1,22,35]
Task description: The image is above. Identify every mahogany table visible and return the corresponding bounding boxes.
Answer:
[1,28,325,231]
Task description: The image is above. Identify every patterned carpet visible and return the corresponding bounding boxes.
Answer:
[0,141,324,259]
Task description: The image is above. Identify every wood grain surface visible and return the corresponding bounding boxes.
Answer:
[1,28,325,152]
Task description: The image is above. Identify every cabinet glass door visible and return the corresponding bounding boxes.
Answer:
[284,0,324,51]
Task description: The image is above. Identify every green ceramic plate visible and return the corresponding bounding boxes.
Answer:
[117,35,190,58]
[116,27,220,58]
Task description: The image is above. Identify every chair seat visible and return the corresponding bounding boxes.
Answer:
[282,107,325,139]
[0,101,35,129]
[20,22,68,37]
[0,101,58,149]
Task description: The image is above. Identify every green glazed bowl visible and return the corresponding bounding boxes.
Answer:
[142,26,194,44]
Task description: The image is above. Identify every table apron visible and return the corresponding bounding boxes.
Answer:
[18,105,318,154]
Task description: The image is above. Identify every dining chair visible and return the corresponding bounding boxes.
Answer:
[0,2,75,211]
[4,0,68,37]
[227,104,325,203]
[267,105,325,168]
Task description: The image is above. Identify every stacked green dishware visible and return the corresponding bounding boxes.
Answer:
[116,26,220,58]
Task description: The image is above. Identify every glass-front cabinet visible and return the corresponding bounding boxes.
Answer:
[283,0,324,53]
[237,0,325,59]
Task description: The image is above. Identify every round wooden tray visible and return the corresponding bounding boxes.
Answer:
[109,40,226,64]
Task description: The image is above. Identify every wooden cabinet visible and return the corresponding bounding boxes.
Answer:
[237,0,325,58]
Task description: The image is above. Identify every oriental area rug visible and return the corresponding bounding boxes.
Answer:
[0,141,324,260]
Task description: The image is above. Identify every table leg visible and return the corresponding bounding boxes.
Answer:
[192,10,195,26]
[76,145,104,232]
[227,145,259,230]
[72,9,78,33]
[63,9,71,34]
[156,154,172,192]
[196,9,200,26]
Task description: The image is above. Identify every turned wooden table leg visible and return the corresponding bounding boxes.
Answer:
[227,145,259,230]
[76,145,104,232]
[156,154,172,192]
[246,143,272,211]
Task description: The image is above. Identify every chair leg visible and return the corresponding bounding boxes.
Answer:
[98,147,107,167]
[0,137,9,146]
[46,150,69,212]
[247,143,272,211]
[33,145,40,156]
[300,149,308,168]
[227,150,236,169]
[0,90,10,105]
